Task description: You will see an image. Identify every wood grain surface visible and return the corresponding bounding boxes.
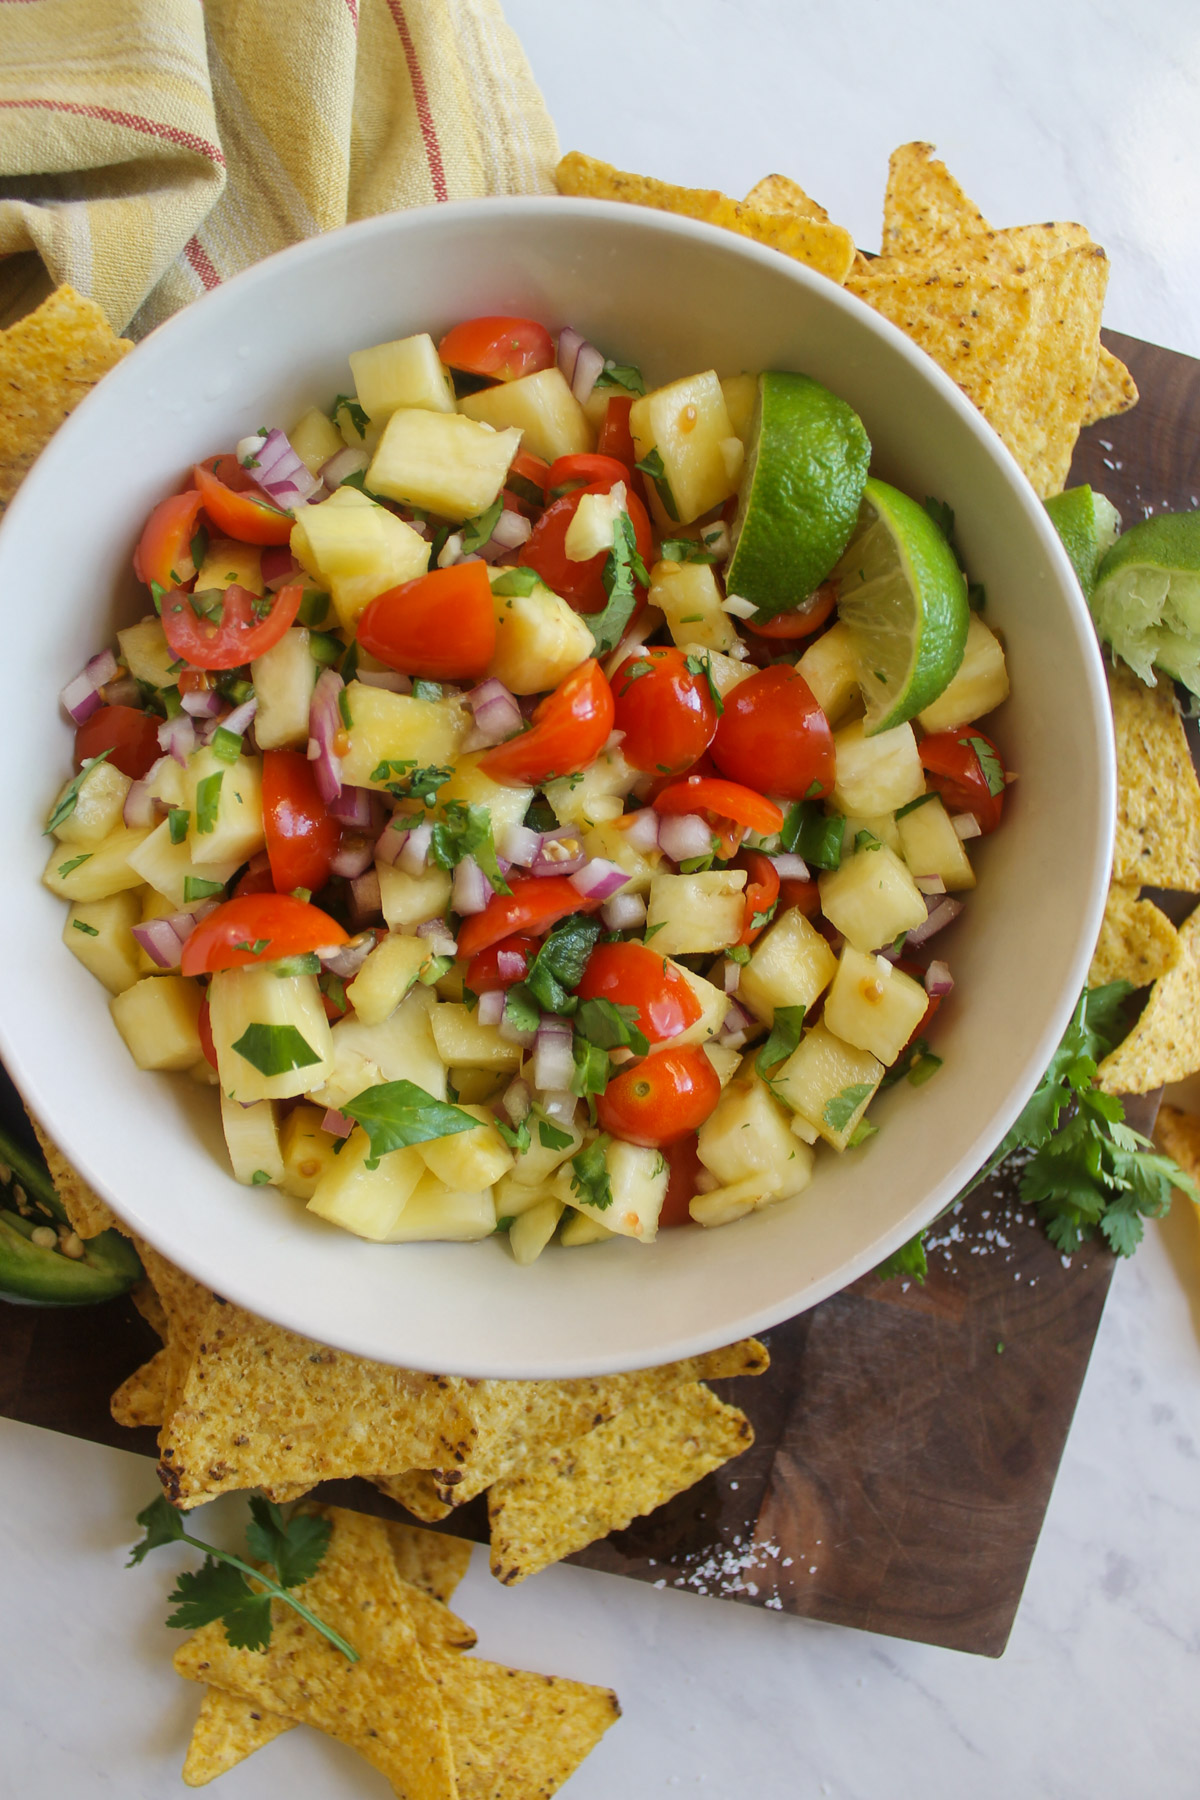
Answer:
[1,328,1191,1658]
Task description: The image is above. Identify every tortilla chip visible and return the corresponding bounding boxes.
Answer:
[183,1688,293,1788]
[1083,343,1139,427]
[25,1114,118,1238]
[1098,904,1200,1093]
[111,1347,169,1431]
[427,1649,621,1800]
[881,141,990,257]
[487,1382,753,1585]
[1152,1104,1200,1197]
[744,173,830,223]
[555,152,855,283]
[131,1275,169,1342]
[373,1469,455,1522]
[1109,660,1200,889]
[129,1237,214,1424]
[1088,884,1180,989]
[383,1520,473,1606]
[156,1298,474,1508]
[0,285,131,508]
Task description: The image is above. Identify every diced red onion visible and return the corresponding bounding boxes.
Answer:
[532,1016,575,1094]
[398,819,432,875]
[601,891,646,932]
[158,714,196,766]
[356,667,412,695]
[320,446,370,490]
[132,916,186,970]
[466,677,523,746]
[61,649,117,724]
[221,695,258,739]
[349,869,382,926]
[572,341,606,405]
[437,532,464,569]
[490,510,532,549]
[181,685,225,718]
[416,918,457,957]
[497,822,542,868]
[331,835,374,880]
[718,1000,751,1048]
[557,326,585,387]
[123,768,168,828]
[541,1089,577,1126]
[329,784,376,829]
[375,818,409,867]
[194,713,228,746]
[723,959,741,995]
[905,896,964,947]
[722,595,758,619]
[701,522,731,559]
[260,545,301,589]
[499,1006,538,1049]
[952,812,982,841]
[658,813,714,863]
[925,960,954,997]
[322,1108,355,1140]
[308,668,345,804]
[101,674,142,709]
[319,931,376,979]
[497,948,528,982]
[531,826,586,878]
[622,809,661,853]
[477,988,506,1027]
[86,647,119,688]
[452,855,492,916]
[914,875,946,896]
[768,852,810,881]
[502,1075,531,1124]
[245,427,323,507]
[569,858,629,901]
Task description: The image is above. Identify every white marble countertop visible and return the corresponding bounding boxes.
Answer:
[5,3,1200,1795]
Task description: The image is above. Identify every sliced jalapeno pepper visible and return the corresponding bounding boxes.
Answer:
[0,1120,142,1306]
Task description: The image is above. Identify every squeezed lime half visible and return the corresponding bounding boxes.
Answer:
[1091,510,1200,694]
[1044,485,1121,599]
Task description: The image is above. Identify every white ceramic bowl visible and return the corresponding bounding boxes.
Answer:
[0,199,1113,1376]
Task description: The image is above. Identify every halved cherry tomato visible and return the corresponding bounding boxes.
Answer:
[596,1046,722,1148]
[74,705,162,781]
[653,775,784,838]
[611,646,718,776]
[919,727,1007,834]
[193,460,293,546]
[437,316,554,383]
[160,582,303,671]
[456,876,599,961]
[356,564,496,682]
[711,666,835,800]
[735,850,781,947]
[596,395,636,465]
[133,490,205,592]
[262,751,341,896]
[522,480,654,615]
[779,875,821,916]
[233,853,277,897]
[198,996,219,1071]
[181,893,348,975]
[546,453,633,499]
[659,1131,703,1227]
[504,449,550,516]
[479,658,614,788]
[642,750,718,805]
[743,581,837,641]
[576,941,702,1043]
[466,933,540,993]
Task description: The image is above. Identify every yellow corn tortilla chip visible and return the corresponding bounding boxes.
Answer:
[156,1298,474,1508]
[555,152,855,283]
[0,285,131,508]
[374,1469,454,1522]
[1083,343,1139,427]
[1152,1104,1200,1199]
[426,1648,621,1800]
[1088,883,1180,989]
[383,1520,473,1606]
[744,173,831,223]
[1109,660,1200,889]
[882,141,990,256]
[488,1381,753,1585]
[183,1688,293,1788]
[130,1275,169,1342]
[26,1113,118,1239]
[111,1348,169,1431]
[128,1236,215,1424]
[1098,905,1200,1094]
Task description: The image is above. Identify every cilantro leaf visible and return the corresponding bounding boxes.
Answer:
[570,1137,613,1210]
[575,997,649,1057]
[429,800,510,894]
[503,984,541,1038]
[232,1024,322,1078]
[589,511,649,654]
[370,760,452,804]
[685,650,725,716]
[495,1116,531,1155]
[571,1036,612,1099]
[966,735,1005,797]
[923,496,956,542]
[244,1496,331,1590]
[634,447,679,520]
[342,1079,479,1169]
[491,566,542,598]
[460,498,504,556]
[56,852,92,878]
[755,1005,806,1078]
[538,1118,574,1151]
[661,537,720,565]
[594,361,646,395]
[45,751,113,836]
[330,393,370,438]
[823,1082,876,1134]
[128,1494,185,1563]
[874,1230,928,1284]
[166,1560,272,1649]
[526,913,601,1014]
[780,800,842,871]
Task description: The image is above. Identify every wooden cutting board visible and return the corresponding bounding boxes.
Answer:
[1,328,1192,1659]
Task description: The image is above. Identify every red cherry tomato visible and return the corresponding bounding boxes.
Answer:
[181,893,348,975]
[546,453,633,499]
[466,933,540,993]
[133,490,205,592]
[437,316,554,383]
[711,666,835,800]
[198,996,219,1071]
[596,1046,722,1148]
[456,876,599,961]
[577,942,702,1044]
[611,646,718,776]
[642,750,718,804]
[919,727,1007,834]
[356,564,496,682]
[233,854,277,897]
[779,875,821,916]
[74,705,162,781]
[596,395,636,465]
[658,1131,704,1227]
[504,449,551,517]
[735,850,781,947]
[522,480,654,615]
[479,658,614,788]
[894,957,942,1052]
[160,582,302,671]
[743,581,837,641]
[652,775,784,838]
[262,751,341,896]
[192,459,293,545]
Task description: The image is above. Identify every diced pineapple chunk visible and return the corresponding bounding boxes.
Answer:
[144,757,186,810]
[545,748,639,827]
[559,1209,616,1247]
[818,843,928,952]
[417,1103,513,1189]
[43,824,153,902]
[207,966,334,1102]
[184,749,264,866]
[63,891,142,993]
[345,933,430,1025]
[649,559,737,653]
[278,1102,341,1200]
[195,537,263,595]
[895,794,976,891]
[737,908,838,1026]
[494,1175,557,1223]
[52,758,132,847]
[696,1076,814,1198]
[679,642,755,699]
[335,394,381,452]
[449,1067,505,1105]
[306,1130,425,1240]
[690,1173,785,1229]
[118,618,176,688]
[664,962,730,1045]
[219,1091,284,1186]
[486,572,595,694]
[644,870,747,956]
[308,986,445,1111]
[125,817,240,909]
[338,682,468,790]
[831,719,924,816]
[288,405,344,475]
[435,752,532,838]
[720,373,758,441]
[630,370,738,526]
[292,488,429,630]
[795,621,863,725]
[509,1197,564,1265]
[374,1170,496,1242]
[840,811,902,855]
[509,1112,583,1186]
[251,627,318,750]
[702,1041,742,1087]
[917,614,1009,733]
[377,863,452,931]
[562,1138,668,1242]
[349,332,455,419]
[459,367,593,462]
[771,1019,882,1150]
[580,817,664,895]
[824,947,929,1066]
[430,1003,521,1070]
[367,408,521,522]
[110,974,204,1072]
[564,487,627,562]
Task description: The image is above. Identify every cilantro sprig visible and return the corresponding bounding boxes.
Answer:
[589,512,650,655]
[129,1493,358,1661]
[341,1078,479,1169]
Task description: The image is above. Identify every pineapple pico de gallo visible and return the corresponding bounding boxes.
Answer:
[44,313,1012,1262]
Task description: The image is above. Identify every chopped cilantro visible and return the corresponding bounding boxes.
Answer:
[526,914,602,1014]
[459,499,503,555]
[661,537,719,565]
[874,1230,928,1284]
[429,801,510,894]
[330,393,370,438]
[183,876,225,902]
[823,1082,877,1134]
[685,650,725,716]
[569,1137,613,1210]
[594,361,646,395]
[538,1118,574,1151]
[56,853,92,878]
[966,735,1005,797]
[589,511,649,655]
[341,1079,478,1170]
[634,447,679,520]
[44,750,113,836]
[72,919,99,937]
[894,792,935,820]
[575,997,648,1057]
[755,1005,806,1078]
[491,566,541,598]
[412,678,443,703]
[781,800,843,871]
[502,984,541,1038]
[231,1023,322,1077]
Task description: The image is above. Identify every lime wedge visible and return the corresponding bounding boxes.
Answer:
[724,372,870,618]
[1091,510,1200,694]
[834,477,970,734]
[1044,485,1120,598]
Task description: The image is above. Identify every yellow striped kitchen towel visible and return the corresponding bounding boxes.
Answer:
[0,0,559,336]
